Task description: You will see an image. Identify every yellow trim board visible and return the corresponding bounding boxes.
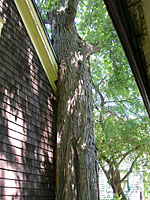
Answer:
[14,0,58,93]
[0,17,6,37]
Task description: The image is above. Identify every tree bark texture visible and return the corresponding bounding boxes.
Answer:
[48,4,99,200]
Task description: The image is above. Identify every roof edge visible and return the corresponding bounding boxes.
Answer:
[14,0,58,94]
[104,0,150,117]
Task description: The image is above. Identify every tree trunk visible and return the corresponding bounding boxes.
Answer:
[111,170,127,200]
[49,8,99,200]
[113,184,127,200]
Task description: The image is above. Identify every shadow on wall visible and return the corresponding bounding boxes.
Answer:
[0,0,57,199]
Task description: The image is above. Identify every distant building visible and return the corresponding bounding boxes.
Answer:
[99,165,144,200]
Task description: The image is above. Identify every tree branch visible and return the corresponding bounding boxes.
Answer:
[118,146,140,167]
[87,56,104,107]
[107,110,125,122]
[98,75,107,87]
[46,12,53,25]
[112,146,140,178]
[85,43,101,57]
[87,56,105,127]
[104,98,131,105]
[118,153,141,184]
[66,0,79,22]
[99,160,110,181]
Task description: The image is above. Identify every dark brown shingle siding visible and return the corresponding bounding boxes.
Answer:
[0,0,56,199]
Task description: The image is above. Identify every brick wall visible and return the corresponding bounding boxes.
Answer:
[0,0,57,199]
[127,0,150,85]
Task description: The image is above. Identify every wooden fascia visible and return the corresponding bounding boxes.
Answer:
[0,17,6,37]
[14,0,58,94]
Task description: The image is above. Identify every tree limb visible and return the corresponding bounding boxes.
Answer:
[87,56,104,107]
[107,110,125,122]
[99,160,110,181]
[117,146,140,166]
[66,0,79,22]
[104,98,131,105]
[85,43,101,57]
[98,75,107,87]
[118,153,141,184]
[112,146,140,178]
[87,56,105,128]
[46,12,53,26]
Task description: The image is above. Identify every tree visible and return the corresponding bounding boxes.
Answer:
[36,0,150,199]
[36,0,100,199]
[76,1,150,199]
[76,0,150,199]
[89,52,150,199]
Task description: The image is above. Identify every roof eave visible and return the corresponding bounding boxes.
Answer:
[104,0,150,117]
[14,0,58,94]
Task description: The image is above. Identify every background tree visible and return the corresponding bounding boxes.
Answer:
[77,0,150,199]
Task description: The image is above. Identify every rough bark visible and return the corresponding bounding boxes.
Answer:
[47,2,100,200]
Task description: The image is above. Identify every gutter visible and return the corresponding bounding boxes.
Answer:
[31,0,58,62]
